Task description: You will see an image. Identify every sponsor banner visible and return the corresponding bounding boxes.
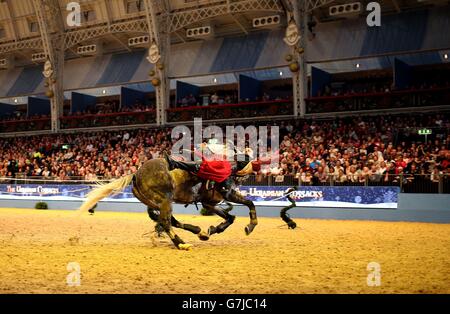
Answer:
[235,186,400,208]
[0,184,135,202]
[0,184,400,209]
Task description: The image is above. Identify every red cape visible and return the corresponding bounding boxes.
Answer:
[198,159,232,183]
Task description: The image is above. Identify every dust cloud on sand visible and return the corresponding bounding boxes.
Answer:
[0,208,449,294]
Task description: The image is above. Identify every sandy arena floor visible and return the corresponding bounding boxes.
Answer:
[0,207,449,294]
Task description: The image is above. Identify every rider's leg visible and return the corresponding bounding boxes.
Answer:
[164,152,201,173]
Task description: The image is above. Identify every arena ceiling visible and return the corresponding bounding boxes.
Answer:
[0,0,446,67]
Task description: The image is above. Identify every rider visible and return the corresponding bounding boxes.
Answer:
[164,141,251,198]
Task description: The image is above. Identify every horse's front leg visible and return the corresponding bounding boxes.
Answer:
[221,189,257,235]
[222,201,234,214]
[203,203,236,237]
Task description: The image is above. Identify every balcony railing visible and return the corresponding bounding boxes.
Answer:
[306,86,450,114]
[0,110,158,133]
[60,110,156,129]
[242,173,450,194]
[167,100,294,123]
[0,117,51,133]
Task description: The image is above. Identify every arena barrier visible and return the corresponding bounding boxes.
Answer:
[0,183,400,209]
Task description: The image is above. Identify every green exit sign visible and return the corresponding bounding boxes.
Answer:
[418,129,432,135]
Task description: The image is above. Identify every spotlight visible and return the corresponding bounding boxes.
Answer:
[444,53,448,60]
[213,78,217,83]
[356,63,360,69]
[14,98,18,103]
[279,71,283,76]
[102,89,107,94]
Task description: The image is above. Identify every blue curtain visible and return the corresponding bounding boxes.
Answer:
[311,67,332,97]
[0,103,16,118]
[28,97,50,117]
[121,87,147,108]
[239,75,261,101]
[394,58,412,90]
[176,81,200,103]
[71,92,97,113]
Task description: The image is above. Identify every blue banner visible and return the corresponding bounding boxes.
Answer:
[0,184,133,202]
[235,186,400,208]
[0,184,399,209]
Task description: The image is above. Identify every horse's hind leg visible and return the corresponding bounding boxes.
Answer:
[280,194,297,229]
[280,204,297,229]
[159,198,192,250]
[147,207,165,235]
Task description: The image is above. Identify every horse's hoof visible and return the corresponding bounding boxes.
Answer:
[198,230,210,241]
[178,243,193,251]
[208,226,217,235]
[245,223,256,236]
[288,221,297,229]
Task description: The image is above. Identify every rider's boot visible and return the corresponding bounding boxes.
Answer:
[164,152,200,173]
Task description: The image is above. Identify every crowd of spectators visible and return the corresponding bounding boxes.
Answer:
[0,112,51,133]
[66,100,155,116]
[269,113,449,186]
[308,79,450,114]
[0,128,172,181]
[174,91,289,108]
[0,112,50,122]
[0,113,448,187]
[175,92,240,108]
[0,100,155,128]
[316,80,393,98]
[315,73,450,99]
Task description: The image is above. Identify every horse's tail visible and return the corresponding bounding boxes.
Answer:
[78,174,134,213]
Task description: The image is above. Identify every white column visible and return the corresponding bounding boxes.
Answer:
[292,0,308,117]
